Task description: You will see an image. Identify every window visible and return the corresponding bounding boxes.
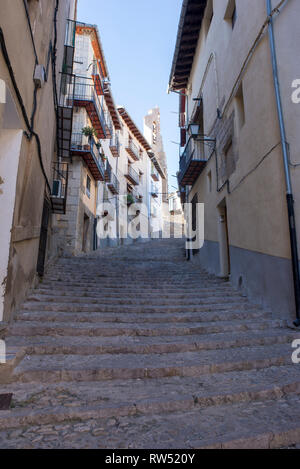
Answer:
[235,83,245,130]
[86,175,91,198]
[225,0,237,29]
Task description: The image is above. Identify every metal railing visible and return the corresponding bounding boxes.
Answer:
[127,139,140,160]
[59,73,75,108]
[51,162,69,214]
[74,80,107,132]
[178,137,207,183]
[126,165,139,185]
[106,161,120,193]
[110,132,120,154]
[127,188,142,205]
[71,133,105,178]
[151,163,159,181]
[151,182,159,197]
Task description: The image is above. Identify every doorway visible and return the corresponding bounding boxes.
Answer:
[217,200,230,278]
[37,198,51,276]
[82,213,90,252]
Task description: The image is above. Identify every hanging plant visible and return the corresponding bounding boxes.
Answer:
[81,126,97,138]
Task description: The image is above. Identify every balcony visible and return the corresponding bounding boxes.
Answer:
[109,133,120,157]
[51,162,69,214]
[92,63,104,96]
[105,161,120,194]
[105,113,113,139]
[57,73,75,158]
[127,189,143,205]
[151,164,159,181]
[178,137,207,186]
[73,80,107,139]
[125,165,139,186]
[125,139,140,161]
[71,133,105,181]
[151,183,159,198]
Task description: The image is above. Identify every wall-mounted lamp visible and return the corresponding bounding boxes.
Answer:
[188,123,200,138]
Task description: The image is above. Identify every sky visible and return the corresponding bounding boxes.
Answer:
[77,0,183,192]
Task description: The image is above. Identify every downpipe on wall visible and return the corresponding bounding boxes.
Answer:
[266,0,300,327]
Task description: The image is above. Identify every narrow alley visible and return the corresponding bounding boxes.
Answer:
[0,239,299,449]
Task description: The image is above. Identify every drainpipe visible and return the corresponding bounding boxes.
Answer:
[266,0,300,327]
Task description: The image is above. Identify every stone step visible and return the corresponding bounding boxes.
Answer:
[0,366,299,436]
[36,285,235,295]
[2,395,297,449]
[25,294,249,307]
[33,285,239,296]
[11,343,293,383]
[6,329,297,356]
[14,309,272,324]
[9,318,285,338]
[29,289,244,301]
[20,301,259,314]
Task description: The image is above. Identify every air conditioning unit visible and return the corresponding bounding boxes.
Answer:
[34,64,46,88]
[52,180,62,198]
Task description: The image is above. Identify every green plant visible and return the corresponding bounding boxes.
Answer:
[81,126,96,138]
[127,194,134,205]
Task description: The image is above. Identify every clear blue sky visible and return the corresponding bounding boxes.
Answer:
[77,0,183,191]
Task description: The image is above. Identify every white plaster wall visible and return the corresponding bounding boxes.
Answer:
[0,129,23,321]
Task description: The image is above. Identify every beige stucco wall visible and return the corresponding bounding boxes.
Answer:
[187,0,299,261]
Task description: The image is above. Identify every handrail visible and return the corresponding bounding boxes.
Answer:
[127,138,140,159]
[73,80,106,131]
[179,136,206,177]
[127,165,139,185]
[71,133,105,176]
[106,161,120,193]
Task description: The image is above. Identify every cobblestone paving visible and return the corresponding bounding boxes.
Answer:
[0,239,300,448]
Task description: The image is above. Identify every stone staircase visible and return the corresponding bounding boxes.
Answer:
[0,238,300,449]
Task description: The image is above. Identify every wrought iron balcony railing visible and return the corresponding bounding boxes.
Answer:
[125,138,140,161]
[178,137,207,186]
[125,165,139,186]
[71,133,105,181]
[109,132,120,157]
[73,80,107,139]
[51,162,69,214]
[105,161,120,195]
[151,163,159,181]
[151,182,159,198]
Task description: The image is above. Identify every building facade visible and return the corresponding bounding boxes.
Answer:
[0,0,77,323]
[57,22,166,253]
[144,107,169,234]
[169,0,300,321]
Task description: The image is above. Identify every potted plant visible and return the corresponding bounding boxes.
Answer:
[81,126,96,150]
[127,194,135,205]
[82,126,96,138]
